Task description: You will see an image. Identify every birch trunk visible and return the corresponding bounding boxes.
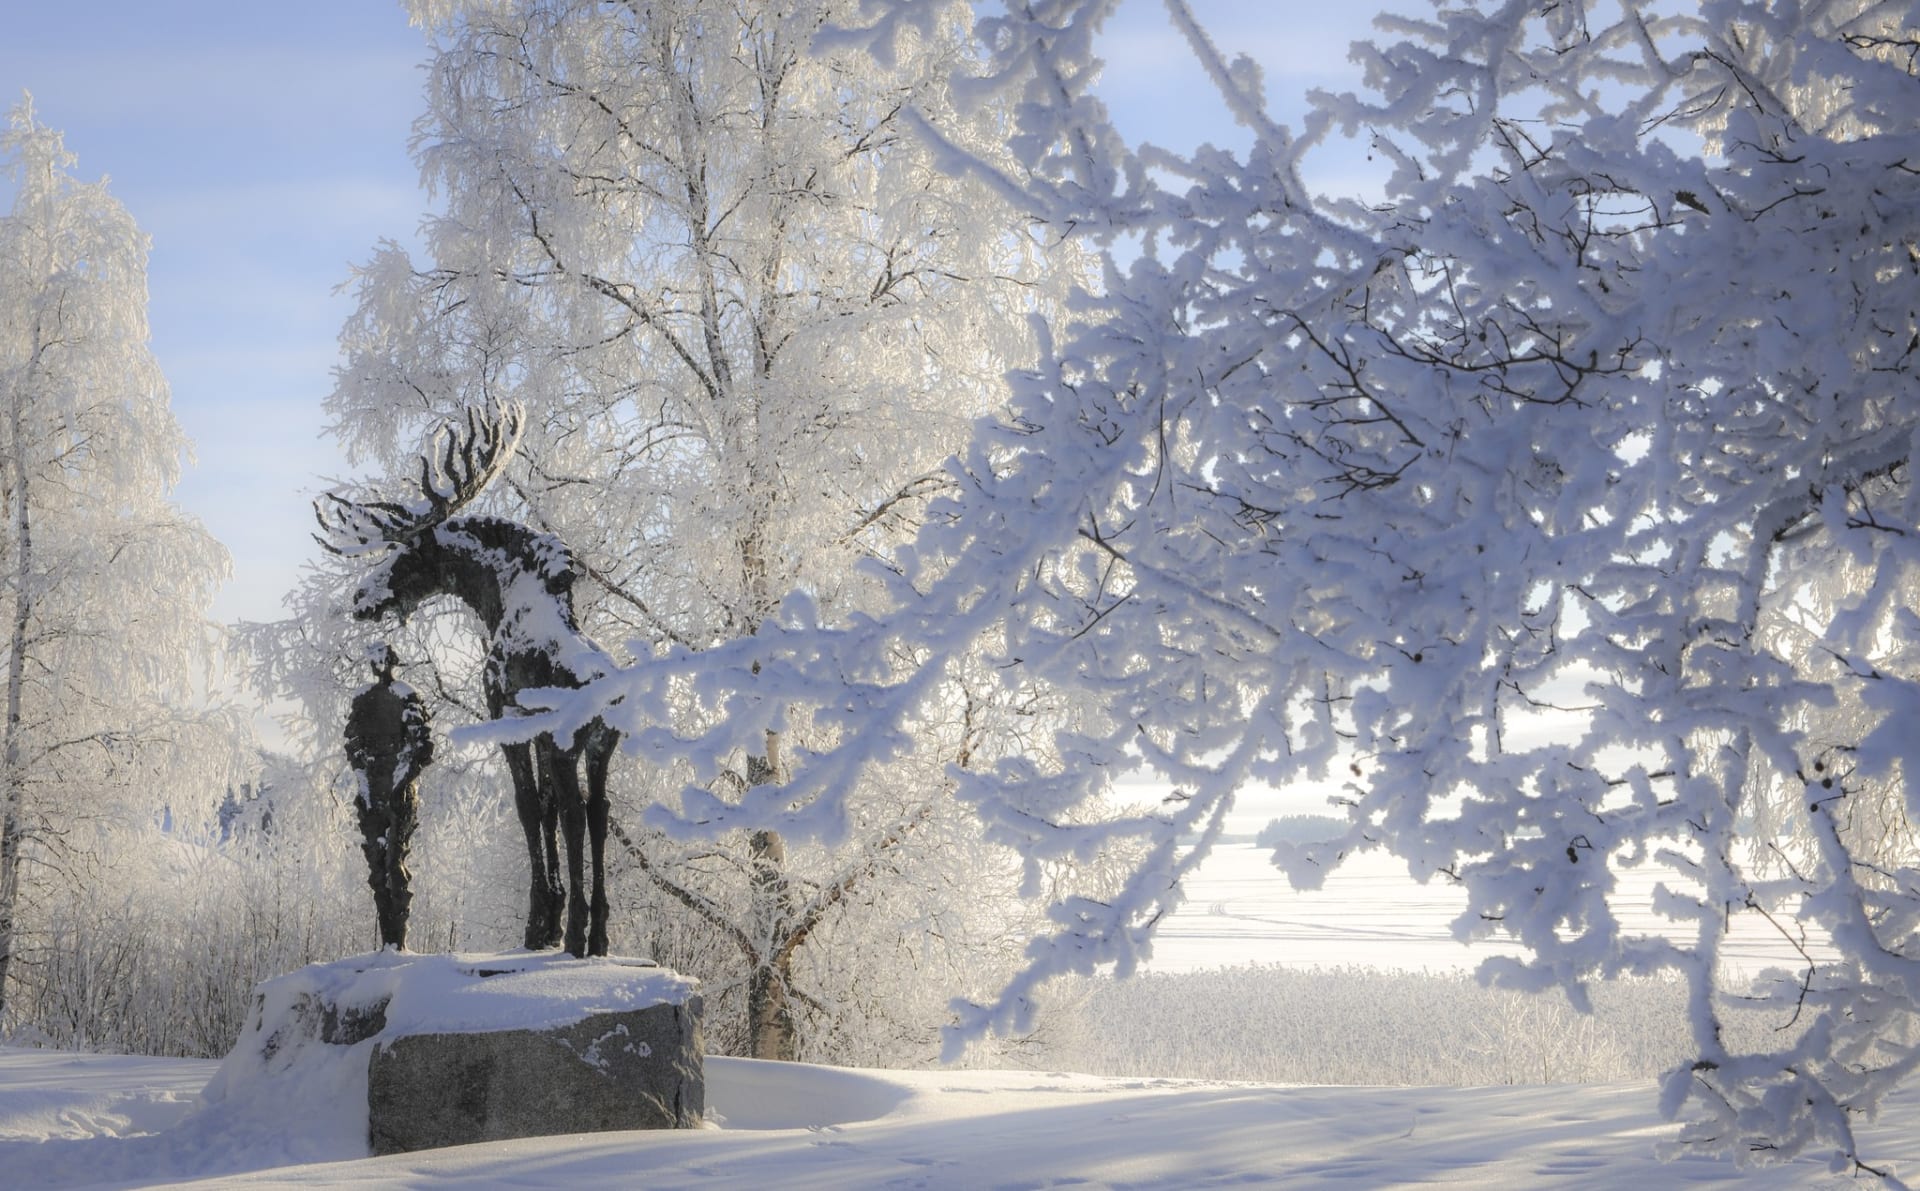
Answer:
[744,735,797,1061]
[0,355,33,1018]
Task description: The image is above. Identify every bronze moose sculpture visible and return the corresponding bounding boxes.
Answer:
[318,406,620,956]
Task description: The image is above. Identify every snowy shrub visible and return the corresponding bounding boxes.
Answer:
[1029,965,1795,1088]
[3,811,369,1059]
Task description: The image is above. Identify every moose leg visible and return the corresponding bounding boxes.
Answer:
[533,742,564,946]
[584,729,613,957]
[504,741,561,949]
[546,738,592,957]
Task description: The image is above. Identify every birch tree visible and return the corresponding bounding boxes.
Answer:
[300,0,1077,1059]
[0,99,242,1020]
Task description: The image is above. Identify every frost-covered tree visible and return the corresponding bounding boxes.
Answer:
[0,99,243,1021]
[524,0,1920,1175]
[277,0,1078,1060]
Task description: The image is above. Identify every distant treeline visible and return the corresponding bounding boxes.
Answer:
[1253,816,1346,849]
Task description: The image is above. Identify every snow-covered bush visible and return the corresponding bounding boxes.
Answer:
[4,821,368,1058]
[1031,965,1797,1088]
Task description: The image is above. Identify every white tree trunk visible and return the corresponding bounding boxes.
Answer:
[0,359,34,1016]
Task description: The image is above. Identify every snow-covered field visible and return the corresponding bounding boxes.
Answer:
[0,848,1876,1188]
[5,1046,1917,1189]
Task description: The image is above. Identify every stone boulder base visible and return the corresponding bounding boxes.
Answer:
[368,1001,703,1155]
[205,951,703,1158]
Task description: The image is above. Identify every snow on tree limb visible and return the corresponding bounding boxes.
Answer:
[529,0,1920,1175]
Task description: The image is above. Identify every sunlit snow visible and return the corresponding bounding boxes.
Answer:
[1,1046,1911,1188]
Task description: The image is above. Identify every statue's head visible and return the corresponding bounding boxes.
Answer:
[365,641,398,682]
[314,403,525,624]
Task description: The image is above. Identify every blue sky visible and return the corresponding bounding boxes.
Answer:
[0,1,425,627]
[0,1,1392,632]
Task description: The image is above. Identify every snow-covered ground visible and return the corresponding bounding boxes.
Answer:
[0,851,1869,1188]
[3,1046,1914,1188]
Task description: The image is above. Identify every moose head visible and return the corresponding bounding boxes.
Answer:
[314,403,573,625]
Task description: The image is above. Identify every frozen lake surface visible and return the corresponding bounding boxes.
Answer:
[1148,842,1832,976]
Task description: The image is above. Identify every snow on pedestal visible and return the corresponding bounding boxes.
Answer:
[202,951,703,1155]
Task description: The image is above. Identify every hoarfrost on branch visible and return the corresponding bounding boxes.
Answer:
[529,0,1920,1176]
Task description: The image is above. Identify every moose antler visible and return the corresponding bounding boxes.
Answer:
[315,402,525,557]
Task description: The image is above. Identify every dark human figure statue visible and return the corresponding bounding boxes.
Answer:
[317,405,620,957]
[346,642,433,950]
